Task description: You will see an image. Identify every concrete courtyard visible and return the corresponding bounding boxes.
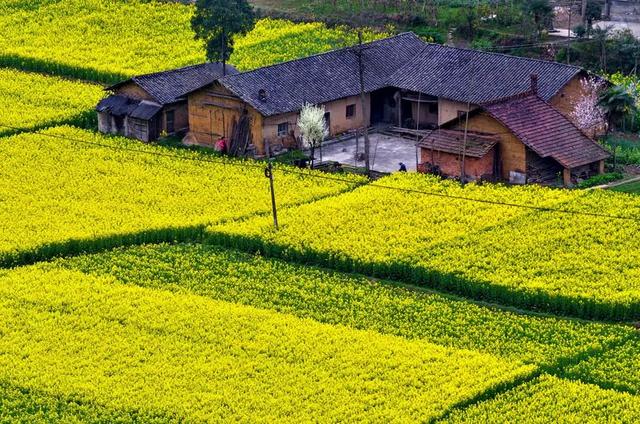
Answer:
[315,133,420,173]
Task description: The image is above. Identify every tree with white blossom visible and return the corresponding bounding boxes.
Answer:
[298,103,328,168]
[570,76,607,138]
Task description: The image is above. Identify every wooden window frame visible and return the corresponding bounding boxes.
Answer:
[346,104,356,119]
[277,122,289,137]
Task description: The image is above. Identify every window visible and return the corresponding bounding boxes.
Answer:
[346,104,356,119]
[457,110,467,122]
[166,110,175,133]
[428,102,438,114]
[277,122,289,136]
[324,112,331,130]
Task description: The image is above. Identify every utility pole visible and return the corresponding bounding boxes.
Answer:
[356,30,371,175]
[581,0,587,23]
[567,0,572,65]
[264,140,278,230]
[460,100,471,185]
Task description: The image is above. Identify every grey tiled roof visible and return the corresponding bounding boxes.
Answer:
[388,43,583,103]
[218,34,584,116]
[219,33,426,116]
[109,63,238,105]
[130,101,163,120]
[96,95,139,116]
[96,95,162,120]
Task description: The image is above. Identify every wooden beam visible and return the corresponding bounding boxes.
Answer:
[203,102,243,111]
[563,168,572,187]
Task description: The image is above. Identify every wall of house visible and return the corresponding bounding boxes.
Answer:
[263,112,299,150]
[160,102,189,135]
[262,94,371,151]
[97,112,114,134]
[126,117,151,142]
[188,83,263,152]
[420,147,495,180]
[453,113,526,181]
[550,74,607,138]
[114,83,155,102]
[324,94,370,135]
[438,99,478,126]
[410,100,438,127]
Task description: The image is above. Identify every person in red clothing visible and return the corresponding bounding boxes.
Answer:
[214,137,227,153]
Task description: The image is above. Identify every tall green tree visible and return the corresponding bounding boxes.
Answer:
[599,85,637,132]
[191,0,254,73]
[524,0,553,39]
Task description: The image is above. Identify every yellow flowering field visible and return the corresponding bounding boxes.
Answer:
[0,68,104,136]
[58,243,632,368]
[0,265,533,422]
[0,126,362,266]
[0,1,386,83]
[563,335,640,395]
[0,0,204,83]
[230,18,388,71]
[443,375,640,423]
[209,173,640,320]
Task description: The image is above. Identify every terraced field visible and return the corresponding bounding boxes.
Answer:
[2,0,639,421]
[0,68,104,136]
[209,173,640,320]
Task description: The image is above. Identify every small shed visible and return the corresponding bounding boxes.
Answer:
[417,129,499,180]
[96,62,237,142]
[96,96,162,142]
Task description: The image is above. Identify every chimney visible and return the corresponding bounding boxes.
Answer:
[530,74,539,95]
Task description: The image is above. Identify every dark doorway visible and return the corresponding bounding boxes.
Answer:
[114,115,124,133]
[370,87,398,125]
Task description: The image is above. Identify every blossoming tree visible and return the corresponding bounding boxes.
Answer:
[298,103,328,168]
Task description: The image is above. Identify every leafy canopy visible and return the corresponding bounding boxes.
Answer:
[191,0,254,63]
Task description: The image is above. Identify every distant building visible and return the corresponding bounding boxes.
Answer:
[96,63,237,142]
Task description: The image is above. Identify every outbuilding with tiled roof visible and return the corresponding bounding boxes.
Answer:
[97,62,236,142]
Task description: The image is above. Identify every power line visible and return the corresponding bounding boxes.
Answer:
[0,124,267,171]
[2,124,636,222]
[482,38,599,52]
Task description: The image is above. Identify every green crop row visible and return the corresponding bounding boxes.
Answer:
[0,126,363,267]
[443,375,640,423]
[0,264,533,422]
[0,68,104,136]
[562,335,640,395]
[208,173,640,321]
[57,243,633,367]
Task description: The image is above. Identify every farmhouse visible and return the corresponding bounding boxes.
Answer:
[96,62,236,142]
[96,32,610,185]
[184,32,608,185]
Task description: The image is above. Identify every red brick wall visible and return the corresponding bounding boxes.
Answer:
[420,147,495,180]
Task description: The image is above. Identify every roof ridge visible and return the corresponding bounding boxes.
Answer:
[133,62,230,80]
[481,90,536,106]
[222,32,422,80]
